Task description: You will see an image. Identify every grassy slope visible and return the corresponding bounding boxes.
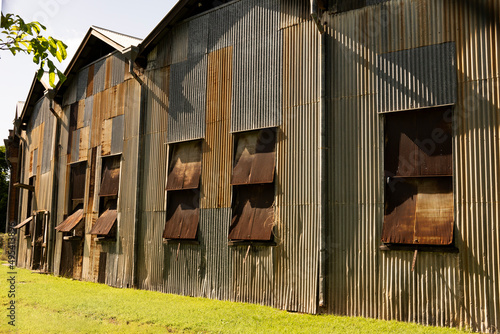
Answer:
[0,264,473,334]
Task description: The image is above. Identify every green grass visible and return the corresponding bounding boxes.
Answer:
[0,264,473,334]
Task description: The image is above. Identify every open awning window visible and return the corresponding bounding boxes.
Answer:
[99,155,120,197]
[166,141,202,190]
[163,189,199,240]
[13,216,33,229]
[90,209,117,236]
[228,183,274,241]
[231,128,276,185]
[56,208,84,232]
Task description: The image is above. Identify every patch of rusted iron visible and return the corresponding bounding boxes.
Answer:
[229,183,275,241]
[231,128,276,185]
[166,141,202,190]
[163,189,200,240]
[90,209,117,236]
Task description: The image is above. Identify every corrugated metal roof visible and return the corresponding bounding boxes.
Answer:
[92,26,142,48]
[55,209,84,232]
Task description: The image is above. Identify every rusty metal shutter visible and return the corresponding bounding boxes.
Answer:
[229,183,275,241]
[99,155,120,197]
[71,162,86,201]
[166,141,202,190]
[163,189,200,240]
[55,208,84,232]
[90,209,117,236]
[231,129,276,185]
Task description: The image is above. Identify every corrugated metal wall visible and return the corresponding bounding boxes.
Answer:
[16,95,55,270]
[324,0,500,332]
[53,50,140,286]
[137,0,321,315]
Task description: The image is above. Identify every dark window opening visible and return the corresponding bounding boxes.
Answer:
[25,176,35,237]
[69,162,86,212]
[229,128,277,242]
[164,140,202,241]
[93,155,120,241]
[382,107,454,246]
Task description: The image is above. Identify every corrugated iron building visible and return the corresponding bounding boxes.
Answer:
[4,0,500,333]
[11,27,142,286]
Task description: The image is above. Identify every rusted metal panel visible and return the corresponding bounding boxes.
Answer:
[91,92,102,148]
[71,129,80,163]
[377,42,457,113]
[166,140,201,190]
[114,83,126,117]
[101,119,112,156]
[55,208,84,232]
[229,184,274,241]
[110,115,124,155]
[70,162,86,201]
[77,100,85,129]
[99,155,120,197]
[201,46,233,209]
[79,126,89,161]
[86,64,95,98]
[163,189,200,240]
[231,129,276,185]
[90,210,117,236]
[414,178,454,245]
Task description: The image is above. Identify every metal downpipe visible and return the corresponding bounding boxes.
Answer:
[311,0,327,308]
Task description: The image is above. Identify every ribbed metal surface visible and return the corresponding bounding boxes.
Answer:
[83,96,93,128]
[170,22,189,65]
[280,0,309,29]
[76,67,88,102]
[167,56,207,143]
[41,102,55,174]
[230,0,282,132]
[377,42,457,112]
[63,78,77,107]
[110,115,124,154]
[324,1,500,332]
[110,53,126,88]
[143,68,169,136]
[93,58,106,95]
[275,18,320,314]
[201,46,233,209]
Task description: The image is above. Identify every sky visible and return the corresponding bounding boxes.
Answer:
[0,0,177,141]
